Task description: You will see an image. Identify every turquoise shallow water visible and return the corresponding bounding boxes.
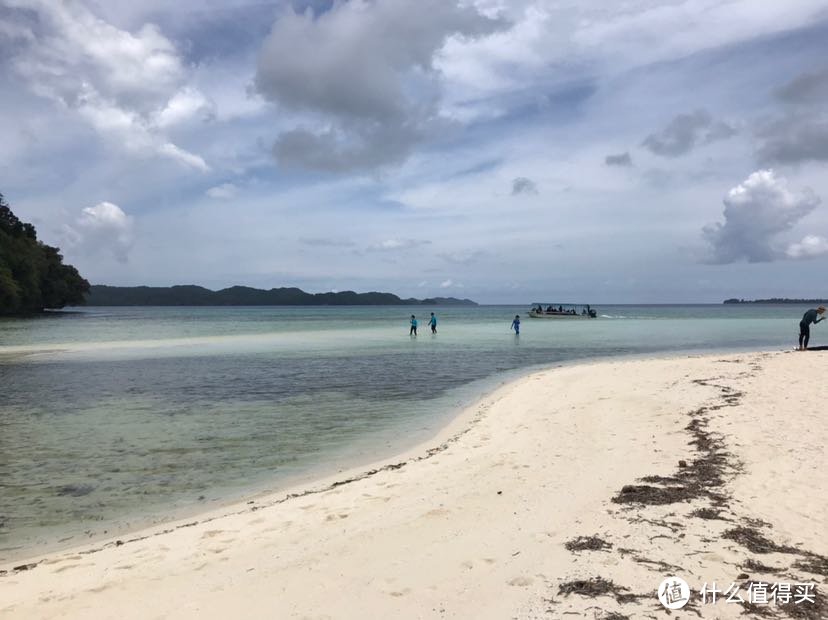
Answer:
[0,304,815,561]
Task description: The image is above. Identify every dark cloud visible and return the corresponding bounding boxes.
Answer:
[642,109,736,157]
[273,122,428,173]
[449,158,502,179]
[755,115,828,165]
[755,68,828,165]
[701,170,822,264]
[775,67,828,104]
[255,0,506,173]
[605,152,632,167]
[511,177,537,195]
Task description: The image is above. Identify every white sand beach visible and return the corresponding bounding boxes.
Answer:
[1,350,826,619]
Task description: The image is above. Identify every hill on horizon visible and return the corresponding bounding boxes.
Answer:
[85,284,478,307]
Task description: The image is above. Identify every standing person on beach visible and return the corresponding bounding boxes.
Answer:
[410,314,418,336]
[511,314,520,335]
[798,306,826,350]
[428,312,437,334]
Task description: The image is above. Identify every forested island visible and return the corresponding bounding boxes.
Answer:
[86,285,478,307]
[724,298,828,304]
[0,194,89,315]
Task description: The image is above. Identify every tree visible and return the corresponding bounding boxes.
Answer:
[0,193,90,314]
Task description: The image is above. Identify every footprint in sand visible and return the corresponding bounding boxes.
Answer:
[507,576,533,587]
[324,513,349,522]
[423,508,450,518]
[389,588,411,597]
[52,563,86,573]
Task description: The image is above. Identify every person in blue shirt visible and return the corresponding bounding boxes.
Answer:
[511,314,520,335]
[409,314,418,336]
[428,312,437,334]
[798,306,825,350]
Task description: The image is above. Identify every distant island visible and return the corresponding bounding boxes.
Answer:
[86,285,478,307]
[723,298,828,304]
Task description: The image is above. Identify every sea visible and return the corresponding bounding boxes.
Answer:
[0,303,811,562]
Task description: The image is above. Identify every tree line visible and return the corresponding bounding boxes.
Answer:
[723,298,828,304]
[86,285,477,307]
[0,193,89,315]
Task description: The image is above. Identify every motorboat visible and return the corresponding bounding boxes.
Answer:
[528,303,597,318]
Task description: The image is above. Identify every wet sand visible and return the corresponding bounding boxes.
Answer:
[1,350,825,619]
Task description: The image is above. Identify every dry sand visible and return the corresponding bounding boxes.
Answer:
[1,350,826,619]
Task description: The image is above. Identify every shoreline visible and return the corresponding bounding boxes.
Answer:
[0,344,770,566]
[1,351,526,567]
[2,349,826,618]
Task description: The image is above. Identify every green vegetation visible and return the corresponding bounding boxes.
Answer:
[724,298,828,304]
[0,193,89,315]
[86,285,477,306]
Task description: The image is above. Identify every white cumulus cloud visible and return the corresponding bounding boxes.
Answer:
[702,170,822,264]
[63,201,134,263]
[786,235,828,260]
[156,87,216,128]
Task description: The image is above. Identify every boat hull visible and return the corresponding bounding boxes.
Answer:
[528,311,592,319]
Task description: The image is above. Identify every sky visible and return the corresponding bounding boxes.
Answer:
[1,0,828,304]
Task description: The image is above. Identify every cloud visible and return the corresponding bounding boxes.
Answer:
[367,238,430,251]
[755,68,828,165]
[255,0,505,172]
[702,170,821,264]
[439,279,454,288]
[775,67,828,104]
[3,0,210,169]
[605,152,632,167]
[206,183,239,199]
[272,124,426,173]
[786,235,828,260]
[755,115,828,165]
[63,201,134,263]
[300,237,356,248]
[642,109,736,157]
[156,87,216,128]
[438,250,486,265]
[158,143,209,171]
[511,176,537,195]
